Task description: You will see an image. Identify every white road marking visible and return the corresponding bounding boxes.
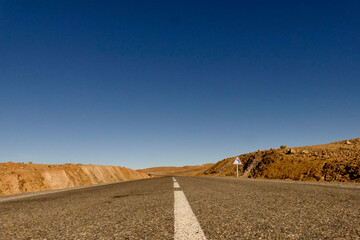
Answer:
[174,190,207,240]
[174,181,180,188]
[173,177,177,182]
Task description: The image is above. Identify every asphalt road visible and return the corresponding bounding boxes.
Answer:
[0,176,359,239]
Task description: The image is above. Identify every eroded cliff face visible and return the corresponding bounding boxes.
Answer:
[0,163,148,196]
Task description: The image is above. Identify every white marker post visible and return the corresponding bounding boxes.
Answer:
[233,157,242,178]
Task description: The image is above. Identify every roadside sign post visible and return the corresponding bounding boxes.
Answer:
[233,157,242,178]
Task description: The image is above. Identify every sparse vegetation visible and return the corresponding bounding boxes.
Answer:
[280,145,287,149]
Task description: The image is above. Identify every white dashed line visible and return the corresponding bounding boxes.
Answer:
[173,177,177,182]
[174,181,180,188]
[174,189,207,240]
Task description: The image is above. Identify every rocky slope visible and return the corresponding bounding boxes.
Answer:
[203,138,360,182]
[0,162,148,196]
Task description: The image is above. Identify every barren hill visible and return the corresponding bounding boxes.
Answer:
[139,163,214,176]
[203,138,360,183]
[0,162,148,196]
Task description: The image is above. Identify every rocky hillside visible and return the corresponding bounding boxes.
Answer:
[203,138,360,183]
[0,162,148,196]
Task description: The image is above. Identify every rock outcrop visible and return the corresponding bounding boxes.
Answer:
[203,138,360,183]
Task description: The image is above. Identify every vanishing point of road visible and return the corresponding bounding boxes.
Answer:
[0,176,359,239]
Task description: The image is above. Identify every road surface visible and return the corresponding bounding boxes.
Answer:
[0,176,359,239]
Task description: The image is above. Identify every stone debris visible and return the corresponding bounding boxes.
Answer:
[287,148,297,154]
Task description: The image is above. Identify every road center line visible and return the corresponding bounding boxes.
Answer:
[173,177,177,182]
[174,181,180,188]
[174,189,207,240]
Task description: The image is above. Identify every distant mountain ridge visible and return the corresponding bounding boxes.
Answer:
[203,138,360,183]
[139,163,214,176]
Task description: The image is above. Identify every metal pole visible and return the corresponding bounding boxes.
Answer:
[237,164,238,178]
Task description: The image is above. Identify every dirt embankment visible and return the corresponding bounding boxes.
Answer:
[203,138,360,183]
[0,163,148,196]
[139,163,214,176]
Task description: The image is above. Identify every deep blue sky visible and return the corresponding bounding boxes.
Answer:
[1,1,359,169]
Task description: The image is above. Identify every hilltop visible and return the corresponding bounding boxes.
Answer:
[203,138,360,182]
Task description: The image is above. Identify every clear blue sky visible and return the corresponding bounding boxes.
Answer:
[1,1,359,169]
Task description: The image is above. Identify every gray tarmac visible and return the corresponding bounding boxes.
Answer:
[0,178,174,240]
[179,177,360,239]
[0,176,359,239]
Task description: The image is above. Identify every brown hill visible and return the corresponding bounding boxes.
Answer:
[203,138,360,183]
[0,162,148,196]
[139,163,215,176]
